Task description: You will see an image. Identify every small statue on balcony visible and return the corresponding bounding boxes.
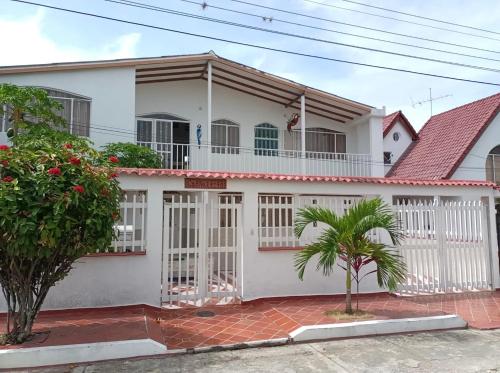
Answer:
[287,113,300,133]
[196,124,202,148]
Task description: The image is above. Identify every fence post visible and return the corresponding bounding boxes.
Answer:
[436,199,447,293]
[486,195,500,289]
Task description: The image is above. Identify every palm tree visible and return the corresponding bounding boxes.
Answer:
[294,198,406,314]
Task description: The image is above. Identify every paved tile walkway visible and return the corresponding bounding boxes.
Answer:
[1,291,499,351]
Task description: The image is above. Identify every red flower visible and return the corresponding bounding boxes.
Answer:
[1,160,8,167]
[108,156,119,164]
[0,145,9,151]
[48,167,62,176]
[72,185,84,193]
[2,176,13,182]
[109,172,118,179]
[69,157,81,165]
[64,143,73,149]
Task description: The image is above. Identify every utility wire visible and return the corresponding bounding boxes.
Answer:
[9,0,500,87]
[337,0,500,36]
[105,0,500,74]
[27,121,498,172]
[304,0,500,41]
[176,0,500,63]
[228,0,500,56]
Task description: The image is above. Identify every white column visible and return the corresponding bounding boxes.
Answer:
[207,61,212,170]
[300,94,306,174]
[368,108,385,177]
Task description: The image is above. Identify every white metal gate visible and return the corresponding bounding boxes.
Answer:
[395,200,492,295]
[162,192,242,307]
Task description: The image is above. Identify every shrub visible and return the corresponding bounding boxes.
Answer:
[101,142,162,168]
[0,85,121,344]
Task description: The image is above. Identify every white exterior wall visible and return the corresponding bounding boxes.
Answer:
[383,120,414,175]
[2,175,497,311]
[0,68,136,148]
[452,112,500,180]
[135,80,362,152]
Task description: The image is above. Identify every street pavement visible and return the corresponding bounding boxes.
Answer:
[33,329,500,373]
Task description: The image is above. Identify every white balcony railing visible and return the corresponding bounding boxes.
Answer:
[137,142,372,177]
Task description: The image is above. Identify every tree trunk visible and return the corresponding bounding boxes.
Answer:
[2,278,50,344]
[345,262,353,314]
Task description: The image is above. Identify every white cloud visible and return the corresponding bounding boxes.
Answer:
[0,9,141,66]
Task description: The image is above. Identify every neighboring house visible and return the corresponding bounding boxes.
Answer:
[382,110,418,175]
[388,93,500,182]
[0,53,498,311]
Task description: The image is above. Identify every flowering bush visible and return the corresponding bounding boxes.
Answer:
[0,85,121,344]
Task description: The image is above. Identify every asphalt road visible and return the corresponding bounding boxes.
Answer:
[34,329,500,373]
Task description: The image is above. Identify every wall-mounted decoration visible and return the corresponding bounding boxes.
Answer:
[287,113,300,133]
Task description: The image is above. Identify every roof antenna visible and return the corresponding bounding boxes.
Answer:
[412,88,452,117]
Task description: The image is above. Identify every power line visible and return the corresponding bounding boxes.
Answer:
[9,0,500,87]
[304,0,500,41]
[337,0,500,36]
[176,0,500,64]
[228,0,500,56]
[105,0,500,74]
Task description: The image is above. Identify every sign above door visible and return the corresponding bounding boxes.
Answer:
[184,178,227,190]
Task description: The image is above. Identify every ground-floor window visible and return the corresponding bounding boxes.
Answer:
[103,190,147,253]
[257,194,362,248]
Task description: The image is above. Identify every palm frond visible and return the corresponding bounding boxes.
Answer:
[294,206,340,238]
[368,243,407,291]
[347,198,405,245]
[294,227,342,280]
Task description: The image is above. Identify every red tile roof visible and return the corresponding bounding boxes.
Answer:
[117,168,495,188]
[388,93,500,180]
[383,111,418,140]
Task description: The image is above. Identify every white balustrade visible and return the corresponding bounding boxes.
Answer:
[137,142,372,177]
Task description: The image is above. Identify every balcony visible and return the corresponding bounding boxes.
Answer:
[137,142,372,177]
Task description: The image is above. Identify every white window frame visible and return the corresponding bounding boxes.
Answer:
[254,123,279,156]
[211,119,240,154]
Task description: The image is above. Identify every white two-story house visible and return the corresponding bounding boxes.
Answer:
[0,51,385,177]
[1,52,498,310]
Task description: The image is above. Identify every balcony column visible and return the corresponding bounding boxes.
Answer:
[300,94,306,174]
[207,61,212,170]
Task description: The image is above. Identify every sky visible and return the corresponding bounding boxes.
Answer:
[0,0,499,131]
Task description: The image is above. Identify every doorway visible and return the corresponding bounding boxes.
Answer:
[136,113,190,169]
[162,192,242,308]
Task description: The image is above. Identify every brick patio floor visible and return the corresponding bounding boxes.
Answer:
[1,291,499,351]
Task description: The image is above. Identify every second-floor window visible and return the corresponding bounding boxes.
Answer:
[284,127,346,155]
[212,119,240,154]
[45,88,91,136]
[384,152,392,165]
[486,145,500,184]
[255,123,278,156]
[1,88,91,136]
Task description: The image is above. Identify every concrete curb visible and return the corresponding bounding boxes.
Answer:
[0,338,166,369]
[189,337,289,354]
[289,315,467,342]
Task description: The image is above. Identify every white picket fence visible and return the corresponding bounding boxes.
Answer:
[395,200,492,294]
